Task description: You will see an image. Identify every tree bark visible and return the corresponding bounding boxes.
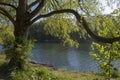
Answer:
[8,0,30,70]
[8,24,30,70]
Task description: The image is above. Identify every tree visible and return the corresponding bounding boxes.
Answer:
[91,15,120,79]
[0,0,120,70]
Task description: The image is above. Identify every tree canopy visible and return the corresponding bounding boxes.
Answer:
[0,0,120,43]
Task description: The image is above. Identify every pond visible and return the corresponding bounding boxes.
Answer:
[31,41,120,72]
[31,41,100,72]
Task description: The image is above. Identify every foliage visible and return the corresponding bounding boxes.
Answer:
[4,39,34,70]
[0,24,35,70]
[91,42,120,77]
[90,15,120,79]
[42,15,79,47]
[0,24,14,46]
[5,64,63,80]
[0,62,105,80]
[0,54,6,65]
[42,0,79,12]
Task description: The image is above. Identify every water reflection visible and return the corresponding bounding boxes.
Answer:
[66,46,100,72]
[31,42,119,72]
[32,43,70,68]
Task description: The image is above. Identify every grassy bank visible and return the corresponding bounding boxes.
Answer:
[0,54,120,80]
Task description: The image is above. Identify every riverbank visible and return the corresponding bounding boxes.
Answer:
[0,54,119,80]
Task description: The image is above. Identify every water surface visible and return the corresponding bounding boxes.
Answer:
[31,41,101,72]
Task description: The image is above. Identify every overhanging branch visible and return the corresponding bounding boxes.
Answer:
[28,0,45,20]
[31,9,81,24]
[31,9,120,43]
[0,7,15,25]
[28,0,41,10]
[81,17,120,43]
[0,2,17,10]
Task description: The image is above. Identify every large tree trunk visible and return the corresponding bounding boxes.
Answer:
[8,24,30,70]
[8,0,30,70]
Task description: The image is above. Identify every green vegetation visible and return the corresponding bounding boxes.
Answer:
[43,15,79,47]
[0,24,14,46]
[30,15,80,45]
[91,15,120,79]
[0,54,6,65]
[0,54,117,80]
[30,15,80,47]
